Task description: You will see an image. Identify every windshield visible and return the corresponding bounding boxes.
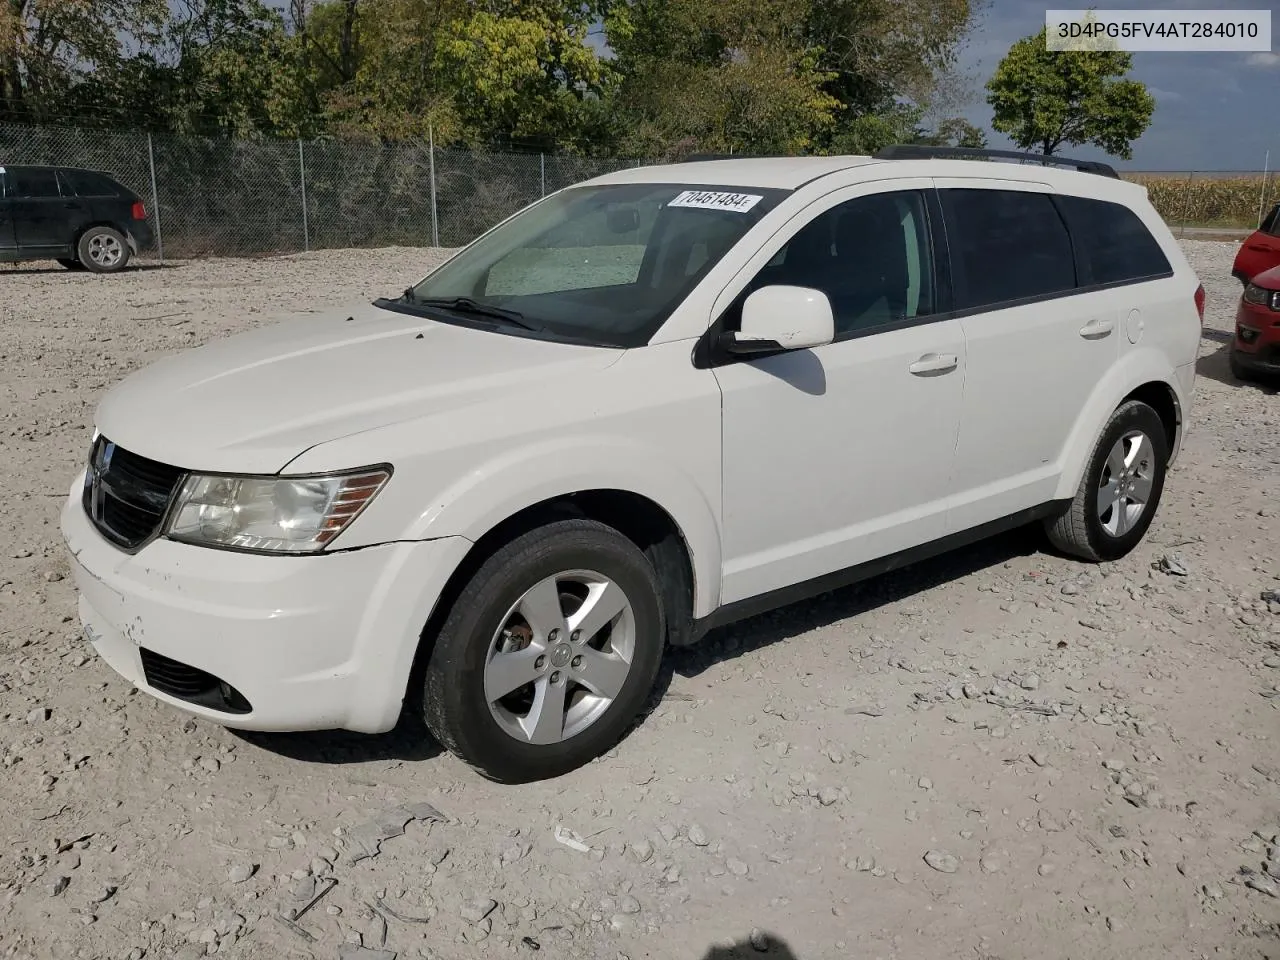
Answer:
[387,182,789,348]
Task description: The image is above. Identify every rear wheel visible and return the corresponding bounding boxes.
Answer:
[77,226,130,274]
[57,258,83,271]
[421,519,666,783]
[1045,400,1169,562]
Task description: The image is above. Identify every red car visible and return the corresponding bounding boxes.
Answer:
[1232,263,1280,381]
[1233,202,1280,283]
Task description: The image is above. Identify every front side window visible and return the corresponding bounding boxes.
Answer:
[9,167,61,199]
[942,188,1075,310]
[1263,203,1280,237]
[1056,195,1172,285]
[395,183,789,348]
[740,190,935,337]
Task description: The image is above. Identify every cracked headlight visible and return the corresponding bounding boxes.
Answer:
[165,466,391,553]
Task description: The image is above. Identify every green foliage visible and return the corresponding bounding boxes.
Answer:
[0,0,985,159]
[985,27,1155,160]
[916,116,988,149]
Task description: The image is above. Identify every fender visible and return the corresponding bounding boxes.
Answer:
[1053,347,1185,502]
[407,436,724,618]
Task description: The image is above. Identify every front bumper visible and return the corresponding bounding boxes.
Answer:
[1233,300,1280,372]
[60,474,471,734]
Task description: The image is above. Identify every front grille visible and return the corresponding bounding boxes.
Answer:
[82,436,186,550]
[139,648,252,714]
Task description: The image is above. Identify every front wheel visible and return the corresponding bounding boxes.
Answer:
[1045,400,1169,562]
[421,519,666,783]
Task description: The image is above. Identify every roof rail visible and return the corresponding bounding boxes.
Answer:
[873,144,1120,179]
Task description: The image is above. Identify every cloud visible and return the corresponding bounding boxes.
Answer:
[1245,52,1280,69]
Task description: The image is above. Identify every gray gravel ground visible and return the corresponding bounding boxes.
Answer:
[1,240,1278,960]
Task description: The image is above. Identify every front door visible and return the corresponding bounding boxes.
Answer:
[0,167,16,252]
[9,166,71,251]
[712,183,966,605]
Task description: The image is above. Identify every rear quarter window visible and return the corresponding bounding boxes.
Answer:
[1055,194,1172,285]
[940,188,1076,310]
[61,170,122,198]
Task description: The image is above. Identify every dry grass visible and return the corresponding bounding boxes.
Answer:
[1124,172,1278,228]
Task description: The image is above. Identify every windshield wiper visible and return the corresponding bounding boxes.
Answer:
[407,293,541,332]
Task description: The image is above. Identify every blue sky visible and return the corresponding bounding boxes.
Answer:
[951,0,1279,170]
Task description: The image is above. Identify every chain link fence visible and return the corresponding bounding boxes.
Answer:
[0,123,640,259]
[3,122,1276,259]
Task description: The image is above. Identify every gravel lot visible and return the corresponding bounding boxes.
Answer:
[1,241,1278,960]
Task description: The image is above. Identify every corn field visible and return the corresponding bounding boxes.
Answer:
[1123,172,1278,229]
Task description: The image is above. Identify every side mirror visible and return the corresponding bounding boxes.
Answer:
[722,285,835,356]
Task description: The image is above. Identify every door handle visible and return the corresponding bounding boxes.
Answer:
[1079,318,1115,339]
[908,353,958,376]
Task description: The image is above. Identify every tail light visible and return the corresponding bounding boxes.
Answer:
[1193,283,1205,324]
[131,200,147,220]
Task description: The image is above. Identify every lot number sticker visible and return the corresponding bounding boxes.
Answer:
[668,190,763,213]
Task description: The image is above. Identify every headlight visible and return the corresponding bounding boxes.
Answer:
[165,466,391,553]
[1243,283,1280,311]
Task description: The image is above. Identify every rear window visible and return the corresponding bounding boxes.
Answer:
[1056,195,1172,285]
[9,167,62,199]
[941,188,1076,310]
[61,170,122,198]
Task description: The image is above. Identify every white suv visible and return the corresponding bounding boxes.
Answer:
[61,148,1204,782]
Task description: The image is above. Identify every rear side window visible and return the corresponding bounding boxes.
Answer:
[941,188,1075,310]
[1056,195,1172,285]
[61,170,121,198]
[9,167,62,199]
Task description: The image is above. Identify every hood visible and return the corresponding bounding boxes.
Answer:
[1251,264,1280,290]
[94,302,623,474]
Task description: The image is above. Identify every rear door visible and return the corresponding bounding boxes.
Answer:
[0,168,16,252]
[937,180,1116,533]
[9,166,72,252]
[54,169,93,240]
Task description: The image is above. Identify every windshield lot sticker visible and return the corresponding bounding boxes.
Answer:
[668,190,763,213]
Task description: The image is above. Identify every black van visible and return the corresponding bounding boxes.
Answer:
[0,165,154,273]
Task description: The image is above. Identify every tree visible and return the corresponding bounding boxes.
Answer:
[985,27,1154,159]
[603,0,841,157]
[805,0,977,150]
[602,0,979,159]
[917,116,987,148]
[0,0,166,123]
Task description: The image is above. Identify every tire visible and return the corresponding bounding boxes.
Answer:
[421,519,666,783]
[1044,400,1169,563]
[1229,351,1257,384]
[56,258,84,271]
[76,226,130,274]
